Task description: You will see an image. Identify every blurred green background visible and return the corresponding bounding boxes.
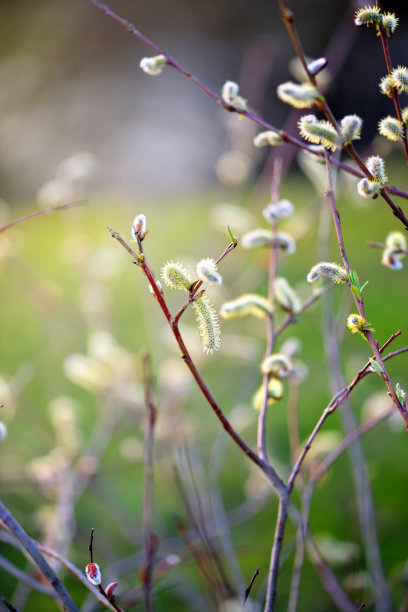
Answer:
[1,1,408,611]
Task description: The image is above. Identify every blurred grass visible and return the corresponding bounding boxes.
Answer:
[1,170,408,610]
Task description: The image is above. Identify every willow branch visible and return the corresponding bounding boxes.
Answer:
[86,1,408,207]
[0,200,86,234]
[0,502,78,612]
[107,226,286,495]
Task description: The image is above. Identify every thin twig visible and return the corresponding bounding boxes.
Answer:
[0,502,78,612]
[141,352,157,612]
[0,554,56,598]
[0,200,86,234]
[367,241,408,256]
[243,567,260,605]
[1,598,19,612]
[258,158,282,463]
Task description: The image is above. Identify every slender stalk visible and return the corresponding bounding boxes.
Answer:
[0,200,86,234]
[0,502,78,612]
[141,353,157,612]
[287,331,403,491]
[324,152,408,429]
[257,159,282,463]
[263,493,289,612]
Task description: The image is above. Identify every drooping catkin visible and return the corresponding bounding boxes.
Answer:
[192,296,221,354]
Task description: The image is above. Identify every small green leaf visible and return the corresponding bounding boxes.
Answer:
[369,358,383,376]
[351,286,361,300]
[226,225,235,242]
[396,382,406,405]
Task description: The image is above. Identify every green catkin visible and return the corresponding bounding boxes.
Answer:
[382,13,398,36]
[253,130,283,147]
[192,296,221,354]
[277,82,321,109]
[386,232,406,250]
[378,116,404,141]
[274,277,302,313]
[366,155,387,187]
[357,178,380,199]
[379,75,395,97]
[241,229,274,249]
[298,115,339,151]
[253,379,284,411]
[261,354,293,377]
[340,115,362,145]
[390,66,408,93]
[161,261,192,291]
[220,294,273,320]
[354,5,381,27]
[307,262,347,284]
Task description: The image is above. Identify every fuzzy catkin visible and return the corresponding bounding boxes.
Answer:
[192,296,221,354]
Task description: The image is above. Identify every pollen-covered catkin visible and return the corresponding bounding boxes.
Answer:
[298,115,339,151]
[277,82,321,109]
[161,262,192,291]
[220,294,273,320]
[307,262,347,284]
[192,296,221,354]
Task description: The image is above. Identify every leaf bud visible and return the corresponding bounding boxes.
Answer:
[131,214,147,241]
[307,57,328,76]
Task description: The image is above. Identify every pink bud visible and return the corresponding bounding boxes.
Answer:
[131,214,147,240]
[105,582,119,600]
[85,562,101,586]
